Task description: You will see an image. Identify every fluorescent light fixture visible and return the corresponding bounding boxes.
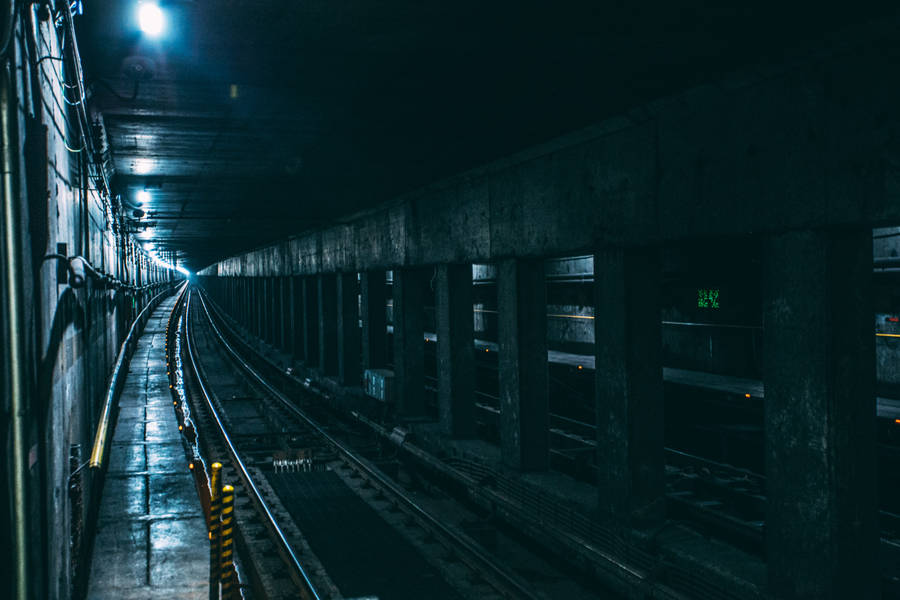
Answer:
[138,3,165,37]
[136,189,151,205]
[133,158,154,174]
[176,266,191,277]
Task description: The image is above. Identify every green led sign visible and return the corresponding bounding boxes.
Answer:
[697,288,720,309]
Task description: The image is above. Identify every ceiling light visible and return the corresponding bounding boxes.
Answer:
[138,3,165,37]
[136,189,151,205]
[133,158,154,174]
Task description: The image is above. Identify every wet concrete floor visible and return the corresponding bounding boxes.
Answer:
[87,296,207,599]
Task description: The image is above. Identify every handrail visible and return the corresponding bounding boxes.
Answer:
[183,289,322,600]
[89,281,186,468]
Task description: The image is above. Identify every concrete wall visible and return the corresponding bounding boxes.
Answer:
[1,11,173,600]
[200,39,900,279]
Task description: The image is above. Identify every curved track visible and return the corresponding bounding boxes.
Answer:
[171,287,607,600]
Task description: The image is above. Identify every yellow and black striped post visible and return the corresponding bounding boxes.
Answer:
[220,484,236,599]
[208,462,223,600]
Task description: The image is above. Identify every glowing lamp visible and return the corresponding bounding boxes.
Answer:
[138,3,165,37]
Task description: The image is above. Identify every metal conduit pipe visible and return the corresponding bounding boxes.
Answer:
[1,58,29,600]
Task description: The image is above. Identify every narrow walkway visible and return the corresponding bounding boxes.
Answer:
[87,295,207,599]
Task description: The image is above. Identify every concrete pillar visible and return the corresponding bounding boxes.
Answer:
[243,277,250,328]
[302,277,319,367]
[268,278,275,343]
[240,278,247,328]
[280,276,291,353]
[593,247,664,528]
[253,278,261,337]
[360,270,388,369]
[435,263,475,437]
[318,274,338,374]
[763,228,877,600]
[271,277,281,345]
[239,278,245,326]
[337,272,361,386]
[497,258,548,470]
[266,277,275,344]
[252,278,260,336]
[275,277,284,348]
[259,278,267,340]
[273,277,282,348]
[291,276,304,361]
[393,267,426,417]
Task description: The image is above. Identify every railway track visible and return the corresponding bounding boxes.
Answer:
[181,282,900,597]
[170,287,608,600]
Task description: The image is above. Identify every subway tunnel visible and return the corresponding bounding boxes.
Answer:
[3,1,900,599]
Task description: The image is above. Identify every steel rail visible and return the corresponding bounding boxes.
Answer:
[89,281,184,468]
[194,288,542,600]
[183,289,322,600]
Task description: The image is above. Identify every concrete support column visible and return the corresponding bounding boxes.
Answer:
[243,277,250,328]
[393,268,426,417]
[241,278,248,329]
[497,258,548,470]
[268,278,276,344]
[271,277,280,345]
[275,277,284,348]
[337,272,361,386]
[318,274,338,374]
[763,228,877,600]
[272,277,281,348]
[435,263,475,437]
[291,277,304,361]
[360,270,388,369]
[593,247,664,527]
[266,277,278,346]
[302,277,319,367]
[239,278,246,326]
[253,278,261,337]
[280,277,291,353]
[260,278,268,340]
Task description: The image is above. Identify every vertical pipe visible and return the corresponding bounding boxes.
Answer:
[1,62,29,600]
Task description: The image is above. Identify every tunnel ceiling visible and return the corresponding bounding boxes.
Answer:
[77,1,899,272]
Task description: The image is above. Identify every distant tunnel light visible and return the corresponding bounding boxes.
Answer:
[136,189,151,205]
[138,3,165,37]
